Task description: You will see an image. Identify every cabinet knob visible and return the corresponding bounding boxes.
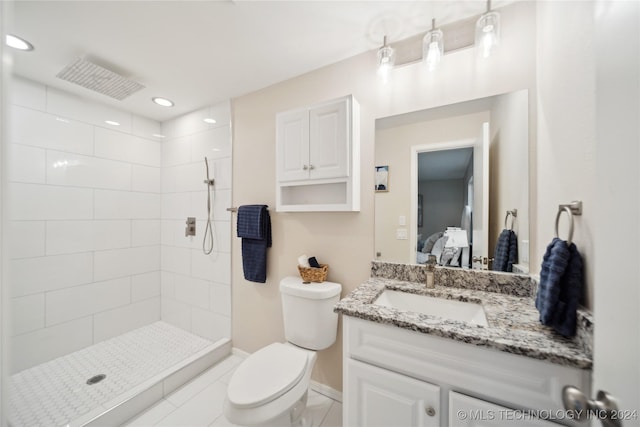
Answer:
[308,164,315,170]
[425,406,436,417]
[302,165,309,170]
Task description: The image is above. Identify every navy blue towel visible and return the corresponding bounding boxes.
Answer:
[535,237,584,337]
[493,229,518,272]
[237,205,271,283]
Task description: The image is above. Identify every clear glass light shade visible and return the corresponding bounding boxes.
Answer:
[475,11,500,58]
[377,45,395,82]
[422,29,444,71]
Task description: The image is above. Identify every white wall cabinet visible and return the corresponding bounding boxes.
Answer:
[276,95,359,211]
[343,317,591,427]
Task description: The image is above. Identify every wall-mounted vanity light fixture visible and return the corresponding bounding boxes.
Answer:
[475,0,501,58]
[376,35,395,83]
[422,18,444,71]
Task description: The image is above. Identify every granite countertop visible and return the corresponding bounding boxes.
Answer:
[334,263,593,370]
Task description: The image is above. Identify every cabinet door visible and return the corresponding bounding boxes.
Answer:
[276,108,309,182]
[449,392,562,427]
[308,98,349,180]
[346,359,440,427]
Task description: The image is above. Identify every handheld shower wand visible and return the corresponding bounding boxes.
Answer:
[203,157,215,255]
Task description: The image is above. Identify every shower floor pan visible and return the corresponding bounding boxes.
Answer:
[8,321,231,427]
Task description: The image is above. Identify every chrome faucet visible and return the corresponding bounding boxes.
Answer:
[425,255,437,288]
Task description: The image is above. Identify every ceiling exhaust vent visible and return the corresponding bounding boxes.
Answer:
[56,58,145,100]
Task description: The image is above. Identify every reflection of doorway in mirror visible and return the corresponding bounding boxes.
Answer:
[375,165,389,192]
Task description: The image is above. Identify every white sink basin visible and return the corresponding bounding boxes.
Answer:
[373,289,489,327]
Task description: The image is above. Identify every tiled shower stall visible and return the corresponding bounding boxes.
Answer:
[6,76,232,425]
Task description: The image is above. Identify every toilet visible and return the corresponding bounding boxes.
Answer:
[224,276,342,426]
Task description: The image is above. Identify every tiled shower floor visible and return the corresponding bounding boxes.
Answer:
[8,321,217,427]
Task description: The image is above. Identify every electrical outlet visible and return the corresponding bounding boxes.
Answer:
[396,228,408,240]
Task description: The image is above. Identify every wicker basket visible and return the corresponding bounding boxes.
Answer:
[298,264,329,283]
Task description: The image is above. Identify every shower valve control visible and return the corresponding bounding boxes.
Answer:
[185,217,196,237]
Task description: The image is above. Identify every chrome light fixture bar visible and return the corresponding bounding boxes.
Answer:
[476,0,501,58]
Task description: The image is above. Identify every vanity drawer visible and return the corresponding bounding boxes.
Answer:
[344,317,590,423]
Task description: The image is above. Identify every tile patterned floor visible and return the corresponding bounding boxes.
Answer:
[123,354,343,427]
[8,322,214,427]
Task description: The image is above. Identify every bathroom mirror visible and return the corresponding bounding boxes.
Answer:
[374,90,529,272]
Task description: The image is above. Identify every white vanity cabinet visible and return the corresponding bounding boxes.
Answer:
[346,358,441,427]
[343,317,591,427]
[275,95,360,212]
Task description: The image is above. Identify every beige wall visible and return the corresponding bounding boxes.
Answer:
[535,1,596,308]
[232,1,536,392]
[488,90,529,263]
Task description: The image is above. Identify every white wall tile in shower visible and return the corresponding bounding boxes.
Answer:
[95,127,161,167]
[160,298,192,332]
[45,277,131,326]
[46,151,133,191]
[93,220,132,251]
[210,283,231,317]
[161,192,191,220]
[47,87,133,133]
[11,77,46,111]
[132,115,162,141]
[190,126,231,161]
[11,294,46,335]
[8,79,164,370]
[93,297,161,343]
[131,272,161,302]
[159,101,232,342]
[211,158,232,190]
[131,193,161,219]
[132,165,161,193]
[132,220,161,247]
[11,317,94,373]
[94,190,160,220]
[10,106,94,155]
[174,275,210,311]
[160,246,191,276]
[46,220,94,255]
[11,252,94,297]
[161,135,191,168]
[10,183,94,221]
[191,309,230,343]
[94,246,160,282]
[191,251,231,284]
[9,221,45,259]
[8,144,46,184]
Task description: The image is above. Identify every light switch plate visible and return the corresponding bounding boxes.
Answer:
[396,228,408,240]
[399,215,406,226]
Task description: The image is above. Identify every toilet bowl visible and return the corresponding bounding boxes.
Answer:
[224,343,317,426]
[224,277,341,426]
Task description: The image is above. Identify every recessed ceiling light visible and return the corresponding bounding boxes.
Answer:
[203,118,216,124]
[152,133,166,138]
[105,120,120,126]
[6,34,34,51]
[152,97,174,107]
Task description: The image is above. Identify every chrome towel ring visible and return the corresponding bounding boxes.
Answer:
[554,201,582,245]
[504,209,517,230]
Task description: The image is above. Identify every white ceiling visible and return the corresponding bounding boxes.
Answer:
[9,1,502,122]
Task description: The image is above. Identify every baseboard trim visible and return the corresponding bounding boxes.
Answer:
[310,380,342,403]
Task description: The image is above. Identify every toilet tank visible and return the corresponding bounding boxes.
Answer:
[280,276,342,350]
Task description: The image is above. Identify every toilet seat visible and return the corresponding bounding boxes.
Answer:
[227,343,308,409]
